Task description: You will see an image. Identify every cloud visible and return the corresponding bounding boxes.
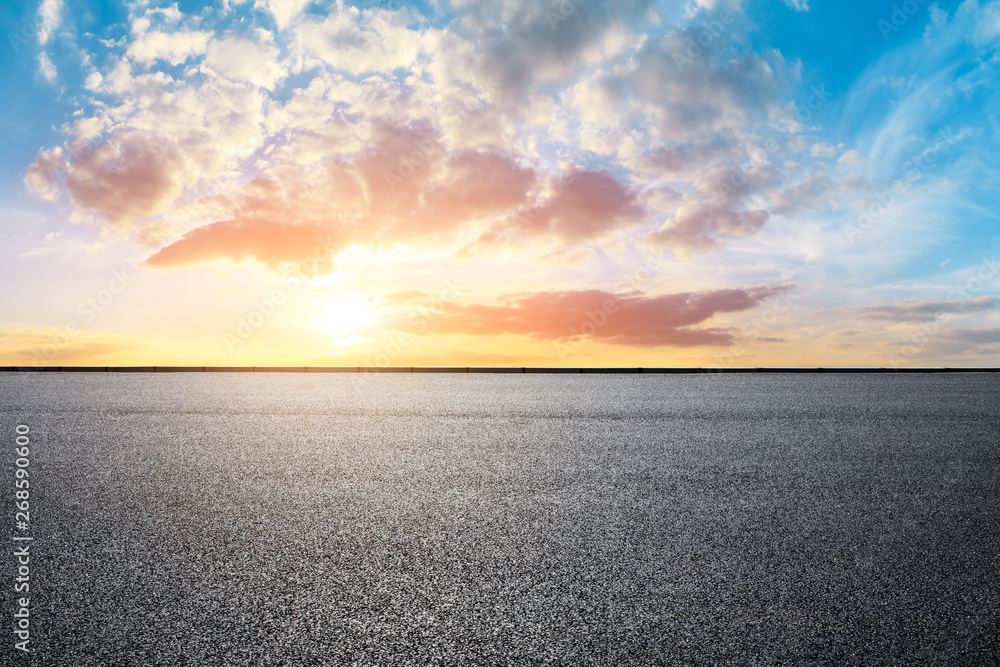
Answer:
[37,52,57,81]
[944,328,1000,344]
[83,71,103,90]
[642,162,778,254]
[202,35,286,89]
[23,147,67,200]
[647,203,769,254]
[62,133,186,231]
[381,289,429,305]
[452,0,653,100]
[467,169,644,251]
[421,284,796,347]
[134,221,184,248]
[37,0,62,45]
[972,1,1000,45]
[0,326,151,366]
[292,6,422,75]
[258,0,314,30]
[781,0,810,11]
[143,218,340,270]
[852,296,1000,323]
[141,131,541,267]
[148,4,183,23]
[21,0,820,271]
[28,55,275,232]
[627,27,786,141]
[413,149,537,235]
[604,15,802,254]
[127,27,211,66]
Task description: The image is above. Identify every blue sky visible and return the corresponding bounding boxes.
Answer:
[0,0,998,367]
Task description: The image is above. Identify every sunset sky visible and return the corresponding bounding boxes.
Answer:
[1,0,998,367]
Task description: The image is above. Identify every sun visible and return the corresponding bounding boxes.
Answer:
[311,295,375,343]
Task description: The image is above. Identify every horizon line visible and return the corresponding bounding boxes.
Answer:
[3,366,1000,374]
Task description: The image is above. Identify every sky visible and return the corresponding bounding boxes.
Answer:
[0,0,998,368]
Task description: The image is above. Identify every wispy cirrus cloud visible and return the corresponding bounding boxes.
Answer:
[849,296,1000,323]
[781,0,810,12]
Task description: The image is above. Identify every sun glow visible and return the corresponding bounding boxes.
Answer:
[311,295,375,342]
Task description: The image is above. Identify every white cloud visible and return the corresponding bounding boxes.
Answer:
[24,147,66,200]
[292,8,422,75]
[37,0,62,44]
[102,58,134,95]
[127,28,211,65]
[781,0,810,11]
[973,1,1000,45]
[83,71,103,91]
[37,51,57,81]
[257,0,313,30]
[148,4,183,23]
[202,36,286,89]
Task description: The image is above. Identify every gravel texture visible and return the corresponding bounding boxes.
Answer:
[1,373,998,665]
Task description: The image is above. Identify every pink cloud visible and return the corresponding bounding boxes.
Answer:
[466,170,646,253]
[361,135,538,242]
[63,133,186,231]
[420,150,536,228]
[144,218,340,270]
[421,284,795,347]
[143,126,545,268]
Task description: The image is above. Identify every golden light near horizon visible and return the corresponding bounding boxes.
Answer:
[311,295,375,347]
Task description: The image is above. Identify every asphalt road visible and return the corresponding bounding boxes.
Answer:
[1,373,998,665]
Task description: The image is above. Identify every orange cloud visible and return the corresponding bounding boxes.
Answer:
[141,124,559,269]
[0,326,153,366]
[422,284,796,347]
[144,219,341,270]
